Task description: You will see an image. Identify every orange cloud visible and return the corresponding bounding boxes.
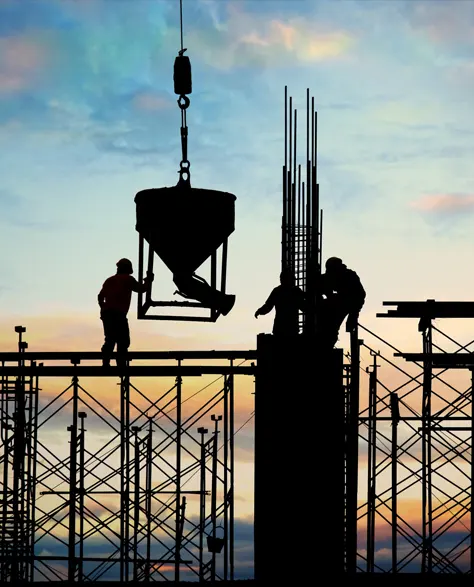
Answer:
[0,36,47,94]
[357,496,470,545]
[186,5,355,70]
[410,194,474,213]
[239,19,353,62]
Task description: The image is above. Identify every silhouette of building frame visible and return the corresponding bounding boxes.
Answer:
[0,327,256,582]
[2,82,472,582]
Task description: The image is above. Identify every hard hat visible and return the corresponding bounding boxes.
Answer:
[280,267,294,278]
[325,257,344,271]
[117,258,133,270]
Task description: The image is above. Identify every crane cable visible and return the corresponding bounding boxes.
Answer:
[175,0,192,186]
[179,0,184,53]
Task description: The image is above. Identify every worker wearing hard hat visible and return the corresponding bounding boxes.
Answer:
[318,257,365,349]
[98,258,154,368]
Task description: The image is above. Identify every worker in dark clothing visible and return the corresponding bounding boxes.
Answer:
[317,257,365,349]
[255,269,306,336]
[98,258,153,367]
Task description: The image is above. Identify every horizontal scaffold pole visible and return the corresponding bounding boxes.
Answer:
[0,365,254,377]
[0,350,257,362]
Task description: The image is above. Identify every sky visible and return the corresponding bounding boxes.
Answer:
[1,0,474,578]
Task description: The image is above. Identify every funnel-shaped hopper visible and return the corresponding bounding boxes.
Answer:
[135,185,236,275]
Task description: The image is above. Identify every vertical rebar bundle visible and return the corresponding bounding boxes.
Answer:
[282,87,322,335]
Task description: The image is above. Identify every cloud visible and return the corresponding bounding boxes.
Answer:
[410,193,474,214]
[407,0,474,46]
[239,19,353,61]
[187,5,355,70]
[0,1,354,166]
[371,100,441,128]
[0,188,54,228]
[132,91,173,112]
[445,60,474,87]
[31,516,255,580]
[0,35,48,94]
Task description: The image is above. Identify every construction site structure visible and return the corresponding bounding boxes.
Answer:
[0,85,472,582]
[254,88,349,581]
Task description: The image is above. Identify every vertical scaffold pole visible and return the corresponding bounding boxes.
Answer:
[78,411,86,582]
[210,414,222,582]
[390,392,399,573]
[346,328,361,573]
[120,374,131,582]
[145,418,153,582]
[198,426,208,582]
[421,317,433,573]
[366,353,377,573]
[470,369,473,575]
[132,426,140,583]
[175,368,182,582]
[68,369,79,582]
[229,369,235,581]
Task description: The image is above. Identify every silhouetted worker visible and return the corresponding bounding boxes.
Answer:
[255,269,306,336]
[98,258,153,368]
[318,257,365,349]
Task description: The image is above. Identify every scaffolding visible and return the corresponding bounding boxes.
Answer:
[0,327,255,582]
[353,301,473,573]
[0,326,37,582]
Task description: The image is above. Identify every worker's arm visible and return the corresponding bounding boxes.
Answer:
[319,273,333,299]
[255,289,276,318]
[131,273,154,293]
[98,288,105,309]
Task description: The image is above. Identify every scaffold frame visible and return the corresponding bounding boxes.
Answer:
[0,328,256,583]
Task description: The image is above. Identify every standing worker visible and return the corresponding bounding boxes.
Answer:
[98,258,154,368]
[318,257,365,349]
[255,269,306,336]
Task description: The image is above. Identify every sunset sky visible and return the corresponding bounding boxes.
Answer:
[1,0,474,578]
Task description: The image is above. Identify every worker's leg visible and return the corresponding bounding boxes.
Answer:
[116,315,130,368]
[101,310,117,367]
[317,299,347,350]
[327,307,348,348]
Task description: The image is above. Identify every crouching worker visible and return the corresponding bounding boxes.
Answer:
[318,257,365,350]
[98,258,153,368]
